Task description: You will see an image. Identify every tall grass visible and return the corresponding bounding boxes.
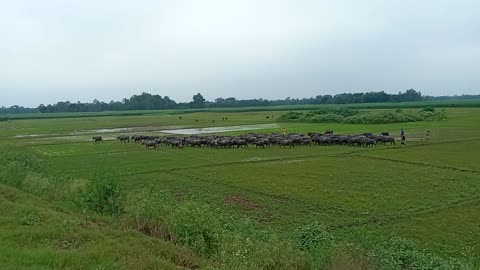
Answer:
[126,189,309,269]
[76,174,124,216]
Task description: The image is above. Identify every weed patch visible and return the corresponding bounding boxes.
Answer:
[76,175,124,216]
[126,189,309,269]
[279,108,447,124]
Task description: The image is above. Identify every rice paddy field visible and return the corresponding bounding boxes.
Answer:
[1,105,479,269]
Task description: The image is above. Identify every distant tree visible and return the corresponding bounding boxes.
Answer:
[320,95,333,104]
[392,89,422,102]
[38,104,46,113]
[0,105,37,114]
[192,93,206,108]
[215,97,225,104]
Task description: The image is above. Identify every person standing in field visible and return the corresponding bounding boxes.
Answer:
[283,127,286,136]
[400,128,406,145]
[426,130,431,142]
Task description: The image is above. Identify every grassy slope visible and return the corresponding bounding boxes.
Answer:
[0,184,207,270]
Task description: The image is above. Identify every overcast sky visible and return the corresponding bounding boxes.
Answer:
[1,0,479,107]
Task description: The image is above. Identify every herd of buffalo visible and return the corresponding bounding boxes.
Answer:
[93,131,396,149]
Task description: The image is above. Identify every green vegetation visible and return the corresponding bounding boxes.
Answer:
[77,175,124,216]
[279,107,447,124]
[1,103,479,269]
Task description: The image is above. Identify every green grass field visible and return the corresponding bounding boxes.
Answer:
[1,105,479,269]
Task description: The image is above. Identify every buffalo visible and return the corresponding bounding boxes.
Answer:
[117,135,130,143]
[379,136,395,145]
[143,140,157,149]
[127,130,398,150]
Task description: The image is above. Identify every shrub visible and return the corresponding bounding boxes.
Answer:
[0,161,27,188]
[127,190,223,256]
[126,189,309,269]
[311,107,359,117]
[296,222,334,251]
[334,108,359,117]
[77,175,124,216]
[278,111,304,120]
[421,106,436,112]
[246,236,309,270]
[3,151,41,172]
[279,107,447,124]
[311,113,345,123]
[418,110,447,121]
[327,246,378,270]
[313,230,473,270]
[0,151,41,188]
[378,237,472,270]
[171,201,223,255]
[343,112,421,124]
[19,211,42,226]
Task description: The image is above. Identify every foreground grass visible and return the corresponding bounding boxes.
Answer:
[0,170,471,270]
[0,184,206,270]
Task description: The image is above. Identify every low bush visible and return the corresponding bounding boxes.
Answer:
[2,151,41,172]
[378,237,471,270]
[0,151,41,190]
[309,107,359,117]
[19,210,43,226]
[77,175,124,216]
[278,111,305,120]
[327,246,378,270]
[296,222,334,251]
[310,113,345,123]
[0,161,27,188]
[297,227,473,270]
[279,108,446,124]
[343,112,422,124]
[419,109,446,121]
[421,106,436,112]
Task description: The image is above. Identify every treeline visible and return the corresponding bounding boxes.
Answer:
[0,105,38,114]
[38,93,178,113]
[1,89,478,114]
[426,94,480,101]
[212,89,423,107]
[35,89,425,113]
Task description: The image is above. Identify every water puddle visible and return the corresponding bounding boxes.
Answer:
[71,127,134,135]
[264,159,304,165]
[160,123,279,135]
[244,157,270,162]
[14,125,182,138]
[15,134,54,138]
[14,124,279,140]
